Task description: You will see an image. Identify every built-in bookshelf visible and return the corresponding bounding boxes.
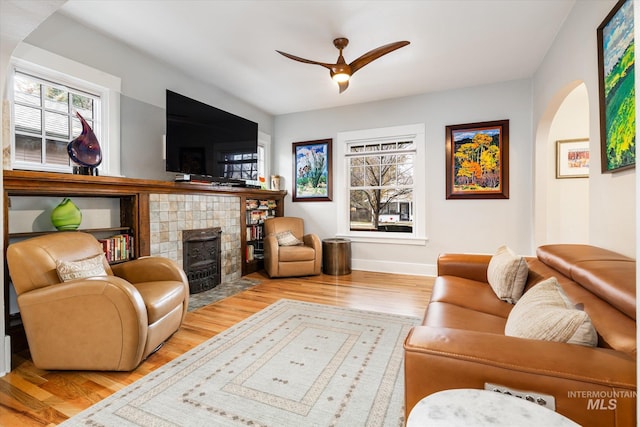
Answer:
[244,198,278,272]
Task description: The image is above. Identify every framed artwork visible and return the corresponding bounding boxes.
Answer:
[445,120,509,199]
[597,0,635,173]
[556,139,590,179]
[292,139,332,202]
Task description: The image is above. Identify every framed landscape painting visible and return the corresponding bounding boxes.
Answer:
[292,139,332,202]
[445,120,509,199]
[597,0,635,173]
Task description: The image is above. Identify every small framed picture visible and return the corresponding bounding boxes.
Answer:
[556,139,589,179]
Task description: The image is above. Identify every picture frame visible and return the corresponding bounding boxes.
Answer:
[445,120,509,199]
[597,0,635,173]
[556,138,590,179]
[292,139,332,202]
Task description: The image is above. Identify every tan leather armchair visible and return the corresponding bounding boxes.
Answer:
[6,232,189,371]
[263,217,322,277]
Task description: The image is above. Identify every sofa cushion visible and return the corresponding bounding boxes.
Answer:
[279,245,316,262]
[431,276,513,319]
[505,277,597,347]
[486,245,528,303]
[56,254,108,282]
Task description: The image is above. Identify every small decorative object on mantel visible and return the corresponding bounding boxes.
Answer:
[67,112,102,176]
[51,198,82,231]
[271,175,281,190]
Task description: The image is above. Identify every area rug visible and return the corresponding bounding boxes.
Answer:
[188,277,261,311]
[61,300,419,427]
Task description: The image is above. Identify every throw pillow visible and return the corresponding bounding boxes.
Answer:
[505,277,597,347]
[56,253,108,282]
[486,245,529,303]
[274,230,303,246]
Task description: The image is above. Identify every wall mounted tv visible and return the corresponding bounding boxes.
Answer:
[165,90,258,183]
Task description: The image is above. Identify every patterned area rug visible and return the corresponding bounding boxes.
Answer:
[61,300,419,427]
[188,277,261,311]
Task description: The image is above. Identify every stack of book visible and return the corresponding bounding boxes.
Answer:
[99,234,134,263]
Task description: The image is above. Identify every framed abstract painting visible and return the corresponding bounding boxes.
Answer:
[597,0,635,172]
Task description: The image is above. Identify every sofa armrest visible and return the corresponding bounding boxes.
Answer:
[437,253,491,282]
[18,276,148,370]
[303,234,323,274]
[111,256,188,285]
[404,326,636,426]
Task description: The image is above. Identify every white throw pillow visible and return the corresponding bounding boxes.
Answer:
[56,254,108,282]
[274,230,303,246]
[486,245,529,303]
[505,277,597,347]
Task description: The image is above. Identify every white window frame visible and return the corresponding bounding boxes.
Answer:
[336,123,427,245]
[9,43,122,176]
[258,131,271,186]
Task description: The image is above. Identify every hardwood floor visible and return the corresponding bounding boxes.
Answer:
[0,270,433,426]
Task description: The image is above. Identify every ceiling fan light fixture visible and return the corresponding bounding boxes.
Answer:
[332,72,350,83]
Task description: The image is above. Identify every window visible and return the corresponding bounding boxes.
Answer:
[337,124,426,245]
[348,140,415,233]
[13,71,101,171]
[10,43,122,176]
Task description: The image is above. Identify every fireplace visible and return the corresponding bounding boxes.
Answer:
[182,227,222,294]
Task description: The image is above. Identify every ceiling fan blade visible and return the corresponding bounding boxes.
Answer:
[276,50,334,70]
[338,80,349,94]
[349,41,410,75]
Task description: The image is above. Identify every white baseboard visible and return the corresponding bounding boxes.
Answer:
[1,335,10,377]
[352,258,437,277]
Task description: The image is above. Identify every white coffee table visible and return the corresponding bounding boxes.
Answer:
[406,389,579,427]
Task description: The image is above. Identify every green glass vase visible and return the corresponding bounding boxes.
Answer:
[51,198,82,231]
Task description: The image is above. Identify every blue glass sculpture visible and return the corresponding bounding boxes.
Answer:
[67,112,102,175]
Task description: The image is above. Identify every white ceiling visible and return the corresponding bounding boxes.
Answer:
[54,0,575,116]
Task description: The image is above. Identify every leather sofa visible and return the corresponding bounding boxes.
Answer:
[404,244,636,426]
[7,232,190,371]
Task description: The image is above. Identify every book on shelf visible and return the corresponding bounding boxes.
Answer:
[99,234,134,263]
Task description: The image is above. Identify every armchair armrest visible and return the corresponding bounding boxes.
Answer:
[18,276,148,370]
[303,233,322,252]
[437,253,492,282]
[404,326,636,425]
[111,256,188,285]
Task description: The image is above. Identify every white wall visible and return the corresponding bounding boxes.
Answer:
[546,84,590,244]
[275,79,534,274]
[533,0,635,257]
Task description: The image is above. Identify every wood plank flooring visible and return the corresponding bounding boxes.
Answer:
[0,270,433,426]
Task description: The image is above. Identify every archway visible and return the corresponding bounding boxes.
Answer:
[533,81,590,247]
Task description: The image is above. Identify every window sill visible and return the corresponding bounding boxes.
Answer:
[335,233,428,246]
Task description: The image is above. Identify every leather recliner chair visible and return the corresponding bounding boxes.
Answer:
[263,217,322,277]
[7,232,189,371]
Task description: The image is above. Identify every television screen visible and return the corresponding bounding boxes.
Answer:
[165,90,258,181]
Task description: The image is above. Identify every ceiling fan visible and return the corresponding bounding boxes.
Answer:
[276,38,410,93]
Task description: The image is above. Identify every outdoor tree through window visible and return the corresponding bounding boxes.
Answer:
[347,140,415,233]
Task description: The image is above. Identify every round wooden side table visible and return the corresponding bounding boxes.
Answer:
[322,238,351,275]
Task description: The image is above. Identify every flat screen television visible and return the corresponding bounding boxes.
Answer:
[165,90,258,183]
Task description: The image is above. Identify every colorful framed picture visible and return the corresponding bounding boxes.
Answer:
[292,139,332,202]
[556,139,590,179]
[445,120,509,199]
[597,0,635,173]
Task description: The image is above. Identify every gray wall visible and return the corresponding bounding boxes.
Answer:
[274,79,534,274]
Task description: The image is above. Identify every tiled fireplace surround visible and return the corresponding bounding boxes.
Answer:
[149,194,242,283]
